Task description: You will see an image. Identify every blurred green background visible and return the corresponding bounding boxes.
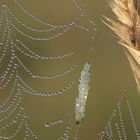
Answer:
[0,0,140,139]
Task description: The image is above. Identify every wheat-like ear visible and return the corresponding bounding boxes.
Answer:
[104,0,140,94]
[125,49,140,92]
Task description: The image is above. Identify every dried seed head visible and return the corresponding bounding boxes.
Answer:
[104,0,140,94]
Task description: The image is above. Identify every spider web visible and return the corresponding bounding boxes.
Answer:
[0,0,95,139]
[98,78,140,140]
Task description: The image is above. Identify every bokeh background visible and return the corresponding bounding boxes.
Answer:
[0,0,140,139]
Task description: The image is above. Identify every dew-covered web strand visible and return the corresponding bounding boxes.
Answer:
[98,76,140,140]
[12,39,75,60]
[13,0,85,28]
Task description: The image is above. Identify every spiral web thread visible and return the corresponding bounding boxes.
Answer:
[98,79,140,140]
[0,0,95,139]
